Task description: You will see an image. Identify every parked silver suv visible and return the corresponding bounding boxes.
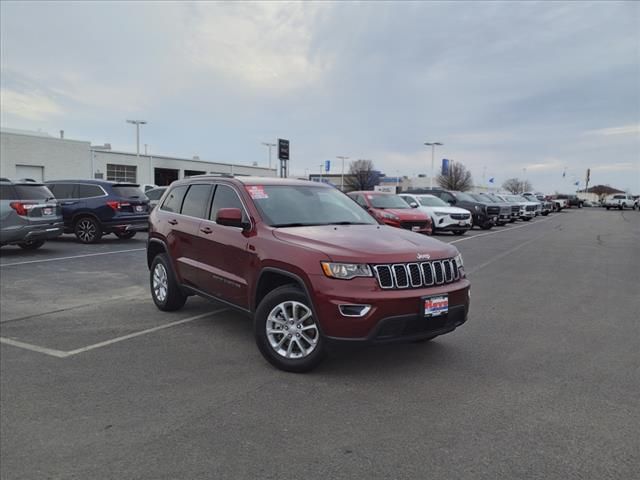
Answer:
[0,178,63,249]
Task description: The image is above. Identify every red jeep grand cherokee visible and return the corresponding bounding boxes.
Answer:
[147,176,470,372]
[348,191,432,234]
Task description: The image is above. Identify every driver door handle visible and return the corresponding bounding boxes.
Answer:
[168,219,178,225]
[200,227,213,234]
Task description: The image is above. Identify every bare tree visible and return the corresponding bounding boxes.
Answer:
[436,162,473,191]
[345,159,380,191]
[502,178,532,194]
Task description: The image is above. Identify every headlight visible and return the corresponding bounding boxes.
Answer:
[381,212,399,221]
[454,253,464,269]
[321,262,373,280]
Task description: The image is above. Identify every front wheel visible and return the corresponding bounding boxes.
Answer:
[255,285,326,373]
[115,231,137,240]
[453,231,465,236]
[150,254,187,311]
[19,240,45,250]
[480,223,492,230]
[74,217,102,244]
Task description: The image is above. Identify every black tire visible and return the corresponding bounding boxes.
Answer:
[18,240,45,250]
[453,231,465,236]
[480,223,492,230]
[150,253,187,311]
[523,217,532,221]
[254,285,326,373]
[606,206,610,210]
[620,204,625,210]
[412,335,437,343]
[74,217,102,244]
[114,231,137,240]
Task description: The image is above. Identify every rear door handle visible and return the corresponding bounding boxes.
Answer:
[200,227,213,234]
[168,219,178,225]
[61,201,77,205]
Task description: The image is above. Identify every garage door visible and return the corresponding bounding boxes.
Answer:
[16,165,44,182]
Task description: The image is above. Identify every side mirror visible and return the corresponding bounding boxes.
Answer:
[216,208,248,229]
[447,199,455,205]
[410,202,419,208]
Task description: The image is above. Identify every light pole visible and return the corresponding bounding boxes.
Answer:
[336,155,349,191]
[424,142,443,189]
[522,167,527,193]
[126,120,147,157]
[261,142,276,169]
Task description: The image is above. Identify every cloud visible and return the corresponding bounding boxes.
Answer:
[0,88,63,121]
[585,125,640,136]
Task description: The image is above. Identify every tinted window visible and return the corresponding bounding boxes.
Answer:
[161,185,188,213]
[112,185,144,198]
[0,185,17,200]
[13,185,54,200]
[210,184,246,221]
[145,188,166,200]
[181,184,212,218]
[77,184,104,198]
[48,183,76,199]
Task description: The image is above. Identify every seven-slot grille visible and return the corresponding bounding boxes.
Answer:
[373,259,460,289]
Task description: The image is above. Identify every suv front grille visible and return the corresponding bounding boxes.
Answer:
[450,213,470,220]
[487,206,500,215]
[373,259,460,289]
[525,205,536,211]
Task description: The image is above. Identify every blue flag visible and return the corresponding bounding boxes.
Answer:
[488,177,495,184]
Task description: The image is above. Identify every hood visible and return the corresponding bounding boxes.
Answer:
[272,224,458,263]
[422,206,470,215]
[373,208,429,221]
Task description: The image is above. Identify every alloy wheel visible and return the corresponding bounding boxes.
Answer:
[152,263,168,302]
[266,301,319,359]
[77,219,96,242]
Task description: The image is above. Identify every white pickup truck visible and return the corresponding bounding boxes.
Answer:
[604,194,637,210]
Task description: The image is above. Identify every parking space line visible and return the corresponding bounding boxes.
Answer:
[0,338,69,358]
[0,308,227,358]
[449,216,554,245]
[0,248,145,267]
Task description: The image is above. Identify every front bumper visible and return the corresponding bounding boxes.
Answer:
[310,274,471,340]
[434,216,472,231]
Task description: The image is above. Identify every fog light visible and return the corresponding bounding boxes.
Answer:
[338,304,371,317]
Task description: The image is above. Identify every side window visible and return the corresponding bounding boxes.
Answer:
[181,184,213,219]
[160,185,188,213]
[77,184,104,198]
[210,184,246,222]
[354,195,368,207]
[0,185,17,200]
[48,183,77,199]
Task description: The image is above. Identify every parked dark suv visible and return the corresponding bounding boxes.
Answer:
[46,180,149,243]
[0,178,63,249]
[147,176,470,372]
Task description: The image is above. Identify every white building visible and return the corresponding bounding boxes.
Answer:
[0,128,277,185]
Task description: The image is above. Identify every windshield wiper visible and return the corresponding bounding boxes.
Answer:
[328,221,371,225]
[272,222,317,228]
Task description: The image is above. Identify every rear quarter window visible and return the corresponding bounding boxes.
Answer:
[77,184,105,198]
[160,185,188,213]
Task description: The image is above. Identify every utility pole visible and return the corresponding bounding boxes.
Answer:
[424,142,443,189]
[261,142,276,169]
[126,120,147,157]
[336,155,349,191]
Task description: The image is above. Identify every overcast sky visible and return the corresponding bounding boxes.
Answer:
[1,1,639,193]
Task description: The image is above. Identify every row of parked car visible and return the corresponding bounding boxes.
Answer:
[344,189,558,236]
[0,177,150,249]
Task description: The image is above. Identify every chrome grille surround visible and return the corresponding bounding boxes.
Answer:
[373,259,460,289]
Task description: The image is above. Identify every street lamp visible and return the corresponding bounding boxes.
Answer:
[126,120,147,157]
[261,142,277,169]
[424,142,443,189]
[336,155,349,191]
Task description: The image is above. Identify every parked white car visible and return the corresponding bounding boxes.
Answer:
[399,193,472,235]
[604,194,637,210]
[496,194,538,220]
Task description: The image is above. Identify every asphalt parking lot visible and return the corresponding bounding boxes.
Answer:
[1,209,639,479]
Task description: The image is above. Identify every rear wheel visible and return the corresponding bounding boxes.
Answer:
[255,285,326,373]
[74,217,102,244]
[606,206,610,210]
[150,254,187,311]
[115,231,137,240]
[480,223,492,230]
[18,240,45,250]
[453,231,465,236]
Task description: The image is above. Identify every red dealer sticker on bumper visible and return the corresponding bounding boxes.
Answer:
[423,295,448,317]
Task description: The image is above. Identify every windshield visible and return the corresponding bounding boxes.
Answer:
[250,185,378,227]
[369,194,411,209]
[453,192,478,203]
[470,193,492,202]
[13,185,55,200]
[417,196,448,207]
[113,185,144,199]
